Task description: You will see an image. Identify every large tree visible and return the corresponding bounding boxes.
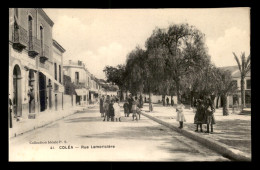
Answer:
[233,52,250,109]
[125,46,147,96]
[145,24,210,103]
[103,64,126,99]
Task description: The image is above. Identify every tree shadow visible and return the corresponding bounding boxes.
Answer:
[77,124,174,141]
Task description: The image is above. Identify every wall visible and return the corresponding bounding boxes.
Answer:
[67,67,86,84]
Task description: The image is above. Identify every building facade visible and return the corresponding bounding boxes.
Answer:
[218,65,251,108]
[63,60,103,105]
[9,8,65,122]
[63,60,89,106]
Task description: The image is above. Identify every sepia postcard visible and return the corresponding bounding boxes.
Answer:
[8,8,251,162]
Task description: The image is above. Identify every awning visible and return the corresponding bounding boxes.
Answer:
[89,88,98,93]
[38,68,64,92]
[75,89,87,96]
[38,68,63,87]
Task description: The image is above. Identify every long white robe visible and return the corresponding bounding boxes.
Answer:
[113,103,121,119]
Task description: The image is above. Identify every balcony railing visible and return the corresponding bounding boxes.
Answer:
[39,44,49,63]
[12,24,28,51]
[28,36,41,58]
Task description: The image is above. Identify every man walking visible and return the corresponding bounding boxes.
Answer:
[100,95,104,117]
[166,97,169,106]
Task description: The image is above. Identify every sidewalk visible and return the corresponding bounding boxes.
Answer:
[140,103,251,161]
[9,105,85,138]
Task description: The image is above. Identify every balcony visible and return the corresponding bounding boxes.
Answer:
[28,36,41,58]
[39,44,49,63]
[12,24,28,51]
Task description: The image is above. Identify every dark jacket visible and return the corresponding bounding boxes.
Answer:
[100,98,104,113]
[194,103,206,124]
[128,97,133,112]
[109,103,115,116]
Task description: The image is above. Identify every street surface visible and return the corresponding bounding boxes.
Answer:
[9,106,229,161]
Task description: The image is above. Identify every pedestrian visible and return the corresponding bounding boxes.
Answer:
[27,86,35,113]
[166,97,169,106]
[132,96,138,121]
[136,106,141,120]
[114,98,121,122]
[109,99,115,121]
[204,97,216,133]
[103,97,110,121]
[123,100,129,117]
[194,99,206,132]
[128,94,133,114]
[176,100,186,129]
[139,95,143,108]
[9,94,13,128]
[171,97,174,106]
[100,96,104,117]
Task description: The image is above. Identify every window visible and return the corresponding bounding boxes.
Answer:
[75,72,79,84]
[232,80,237,89]
[59,65,61,83]
[28,16,33,49]
[40,26,43,52]
[54,63,57,80]
[246,79,251,89]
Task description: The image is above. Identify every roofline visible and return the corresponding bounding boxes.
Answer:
[38,8,54,27]
[53,39,66,53]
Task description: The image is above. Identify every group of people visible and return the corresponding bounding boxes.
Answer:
[175,97,216,134]
[99,94,142,122]
[165,97,174,106]
[193,97,216,133]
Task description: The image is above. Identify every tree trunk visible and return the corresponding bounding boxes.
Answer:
[241,78,245,109]
[171,95,173,106]
[149,89,153,112]
[190,90,193,108]
[162,94,165,106]
[222,94,229,116]
[175,80,181,103]
[216,95,220,109]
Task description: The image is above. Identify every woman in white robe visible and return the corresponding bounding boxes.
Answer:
[113,99,121,122]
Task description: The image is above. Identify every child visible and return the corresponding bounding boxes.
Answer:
[132,97,138,121]
[205,97,216,133]
[176,100,186,129]
[194,99,205,132]
[123,101,129,117]
[108,99,115,122]
[114,98,121,122]
[136,106,141,120]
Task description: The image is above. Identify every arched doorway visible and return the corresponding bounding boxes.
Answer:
[28,70,35,113]
[39,72,46,112]
[13,65,22,117]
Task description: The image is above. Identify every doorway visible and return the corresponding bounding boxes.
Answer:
[39,72,46,112]
[48,79,52,109]
[13,65,22,117]
[55,94,58,111]
[28,70,35,113]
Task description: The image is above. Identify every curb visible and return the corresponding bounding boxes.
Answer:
[9,108,83,139]
[141,112,251,161]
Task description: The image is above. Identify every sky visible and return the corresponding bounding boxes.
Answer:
[44,8,250,80]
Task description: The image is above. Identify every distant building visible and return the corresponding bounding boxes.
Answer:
[218,65,251,108]
[63,60,89,106]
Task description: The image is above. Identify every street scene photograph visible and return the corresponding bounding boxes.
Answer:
[8,8,251,161]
